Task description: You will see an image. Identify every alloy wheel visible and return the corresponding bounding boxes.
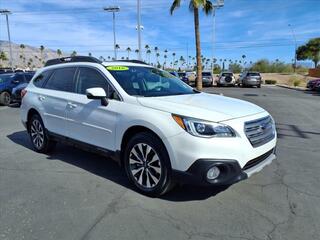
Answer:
[30,119,44,149]
[3,92,11,105]
[129,143,162,189]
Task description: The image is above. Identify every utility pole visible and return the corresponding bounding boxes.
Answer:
[211,0,224,73]
[288,24,297,73]
[1,9,13,70]
[103,6,120,60]
[137,0,142,60]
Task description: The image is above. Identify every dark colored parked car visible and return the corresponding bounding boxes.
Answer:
[0,72,34,106]
[238,71,262,88]
[306,79,320,91]
[177,72,190,85]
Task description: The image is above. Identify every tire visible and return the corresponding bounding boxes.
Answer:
[124,132,174,197]
[0,91,11,106]
[257,84,261,88]
[28,114,56,153]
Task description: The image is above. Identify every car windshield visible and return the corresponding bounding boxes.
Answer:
[107,66,197,97]
[222,73,233,77]
[247,72,260,76]
[0,74,14,83]
[202,72,211,76]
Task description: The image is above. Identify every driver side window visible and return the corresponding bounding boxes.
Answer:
[75,67,119,100]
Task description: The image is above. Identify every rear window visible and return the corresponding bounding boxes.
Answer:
[202,72,212,76]
[222,73,233,77]
[33,70,53,88]
[43,67,76,92]
[247,72,260,76]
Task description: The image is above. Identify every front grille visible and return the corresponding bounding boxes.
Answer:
[243,148,274,170]
[244,116,275,148]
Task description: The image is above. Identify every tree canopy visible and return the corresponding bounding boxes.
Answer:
[296,38,320,68]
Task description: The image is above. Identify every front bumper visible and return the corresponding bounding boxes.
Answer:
[173,148,276,186]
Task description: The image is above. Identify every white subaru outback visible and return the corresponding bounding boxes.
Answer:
[20,56,277,196]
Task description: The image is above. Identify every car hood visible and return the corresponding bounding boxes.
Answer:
[137,92,266,122]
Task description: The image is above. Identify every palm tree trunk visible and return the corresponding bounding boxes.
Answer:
[193,7,202,90]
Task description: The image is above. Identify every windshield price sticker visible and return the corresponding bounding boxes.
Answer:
[106,66,129,71]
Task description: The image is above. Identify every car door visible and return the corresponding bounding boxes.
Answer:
[39,67,77,136]
[65,66,120,151]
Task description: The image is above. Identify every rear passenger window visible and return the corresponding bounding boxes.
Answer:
[44,68,76,92]
[33,70,53,88]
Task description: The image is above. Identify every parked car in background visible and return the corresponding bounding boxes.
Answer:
[201,71,214,87]
[177,72,190,85]
[0,72,35,105]
[12,72,35,105]
[186,71,196,86]
[238,71,262,88]
[217,72,236,87]
[306,79,320,91]
[314,81,320,92]
[169,71,179,78]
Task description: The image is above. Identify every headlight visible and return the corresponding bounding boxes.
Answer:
[172,115,235,138]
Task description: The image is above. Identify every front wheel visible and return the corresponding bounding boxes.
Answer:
[28,114,56,153]
[124,132,174,197]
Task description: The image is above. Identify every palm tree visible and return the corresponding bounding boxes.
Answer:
[71,51,77,57]
[135,49,139,59]
[156,52,160,65]
[107,56,111,60]
[0,51,8,67]
[57,49,62,58]
[88,52,92,57]
[115,44,120,60]
[164,54,168,68]
[241,54,246,68]
[146,49,151,64]
[171,0,213,90]
[172,52,176,68]
[40,45,45,63]
[154,47,159,65]
[126,47,131,59]
[19,44,25,68]
[145,45,150,61]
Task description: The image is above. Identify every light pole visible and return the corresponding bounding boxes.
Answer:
[288,24,297,73]
[211,1,224,73]
[0,9,13,70]
[103,6,120,60]
[137,0,142,60]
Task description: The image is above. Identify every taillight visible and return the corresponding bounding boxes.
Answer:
[21,89,27,99]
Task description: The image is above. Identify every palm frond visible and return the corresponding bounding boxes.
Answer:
[203,1,213,15]
[170,0,181,15]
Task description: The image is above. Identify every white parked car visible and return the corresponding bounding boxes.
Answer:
[20,56,277,196]
[217,72,236,87]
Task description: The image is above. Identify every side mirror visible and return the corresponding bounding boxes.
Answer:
[86,87,108,106]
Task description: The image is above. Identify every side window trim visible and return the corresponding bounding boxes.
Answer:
[32,70,54,88]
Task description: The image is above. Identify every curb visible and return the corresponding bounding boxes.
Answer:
[276,84,308,91]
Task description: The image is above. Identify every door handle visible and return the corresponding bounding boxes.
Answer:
[67,102,77,109]
[38,95,45,101]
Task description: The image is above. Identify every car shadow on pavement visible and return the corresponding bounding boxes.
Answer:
[7,131,228,201]
[302,90,320,96]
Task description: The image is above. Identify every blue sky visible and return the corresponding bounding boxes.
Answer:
[0,0,319,65]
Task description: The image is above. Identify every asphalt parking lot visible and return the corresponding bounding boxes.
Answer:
[1,85,319,240]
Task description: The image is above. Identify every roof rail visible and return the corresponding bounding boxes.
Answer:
[44,56,102,67]
[113,59,149,65]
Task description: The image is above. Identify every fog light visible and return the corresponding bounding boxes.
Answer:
[207,166,220,180]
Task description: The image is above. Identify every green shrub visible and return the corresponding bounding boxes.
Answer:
[293,80,301,87]
[265,80,277,84]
